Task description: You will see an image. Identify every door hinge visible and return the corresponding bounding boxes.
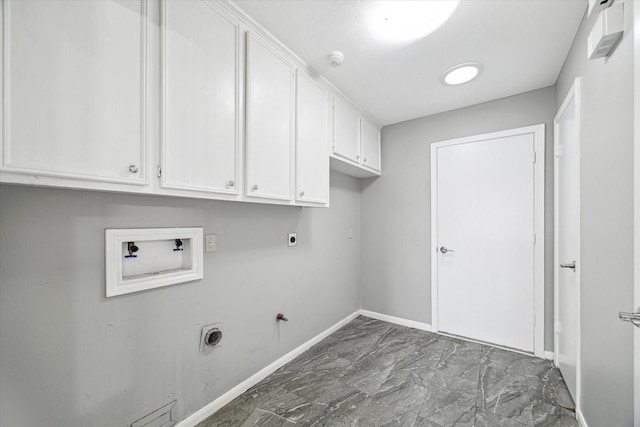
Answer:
[533,233,537,245]
[157,166,162,178]
[533,151,537,163]
[554,146,560,158]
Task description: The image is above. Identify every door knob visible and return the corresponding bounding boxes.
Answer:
[440,246,454,254]
[560,261,576,271]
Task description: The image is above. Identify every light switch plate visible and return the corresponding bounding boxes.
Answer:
[205,234,216,252]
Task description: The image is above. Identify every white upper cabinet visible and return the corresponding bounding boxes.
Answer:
[331,94,381,178]
[160,0,240,196]
[0,0,149,185]
[245,32,294,201]
[295,70,329,205]
[0,0,379,202]
[332,96,361,163]
[361,117,381,172]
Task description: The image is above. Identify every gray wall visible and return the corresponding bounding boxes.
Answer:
[555,1,635,425]
[360,87,557,350]
[0,170,361,426]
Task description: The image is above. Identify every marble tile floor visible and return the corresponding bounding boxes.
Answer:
[198,316,577,427]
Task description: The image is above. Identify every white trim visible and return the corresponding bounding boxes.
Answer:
[633,2,640,426]
[430,124,546,358]
[577,408,588,427]
[543,351,555,361]
[176,310,360,427]
[553,78,582,418]
[359,310,432,331]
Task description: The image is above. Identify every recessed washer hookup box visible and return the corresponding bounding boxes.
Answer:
[105,227,203,297]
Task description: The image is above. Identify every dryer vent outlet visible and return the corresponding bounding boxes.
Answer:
[200,323,223,352]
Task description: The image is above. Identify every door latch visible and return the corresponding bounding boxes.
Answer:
[560,261,576,271]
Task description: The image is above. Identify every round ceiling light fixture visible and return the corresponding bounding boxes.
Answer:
[368,1,460,44]
[441,62,483,85]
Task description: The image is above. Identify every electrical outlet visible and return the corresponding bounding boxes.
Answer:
[205,234,216,252]
[288,233,297,247]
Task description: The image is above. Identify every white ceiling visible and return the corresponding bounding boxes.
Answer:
[232,0,586,126]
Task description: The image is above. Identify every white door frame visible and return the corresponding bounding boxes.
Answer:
[633,2,640,425]
[430,124,546,358]
[553,78,582,418]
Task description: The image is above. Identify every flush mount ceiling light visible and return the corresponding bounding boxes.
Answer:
[367,1,460,44]
[441,62,483,85]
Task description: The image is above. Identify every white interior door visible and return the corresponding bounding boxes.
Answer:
[432,126,545,355]
[554,80,580,403]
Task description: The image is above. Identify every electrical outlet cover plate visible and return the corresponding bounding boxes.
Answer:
[288,233,297,247]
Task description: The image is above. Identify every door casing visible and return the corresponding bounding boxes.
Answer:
[430,124,546,358]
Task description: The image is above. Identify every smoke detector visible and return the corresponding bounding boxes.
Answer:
[327,51,344,67]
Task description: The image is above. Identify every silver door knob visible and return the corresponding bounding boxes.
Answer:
[252,184,258,191]
[560,261,576,271]
[227,180,234,187]
[300,191,305,197]
[440,246,454,253]
[129,165,138,173]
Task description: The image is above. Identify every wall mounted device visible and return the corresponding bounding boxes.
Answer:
[105,227,203,297]
[588,2,624,59]
[327,51,344,67]
[288,233,297,247]
[588,0,614,18]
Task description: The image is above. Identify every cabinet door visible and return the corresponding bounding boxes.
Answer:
[161,0,239,195]
[332,96,361,163]
[361,118,381,172]
[245,33,293,201]
[295,71,329,204]
[0,0,148,185]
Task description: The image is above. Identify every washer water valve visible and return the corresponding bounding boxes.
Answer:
[276,313,288,322]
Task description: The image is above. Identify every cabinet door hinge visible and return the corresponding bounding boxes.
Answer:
[157,166,162,178]
[533,233,537,245]
[533,151,537,163]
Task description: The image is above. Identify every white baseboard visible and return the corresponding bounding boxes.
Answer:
[176,310,360,427]
[358,309,432,332]
[543,351,555,361]
[576,408,587,427]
